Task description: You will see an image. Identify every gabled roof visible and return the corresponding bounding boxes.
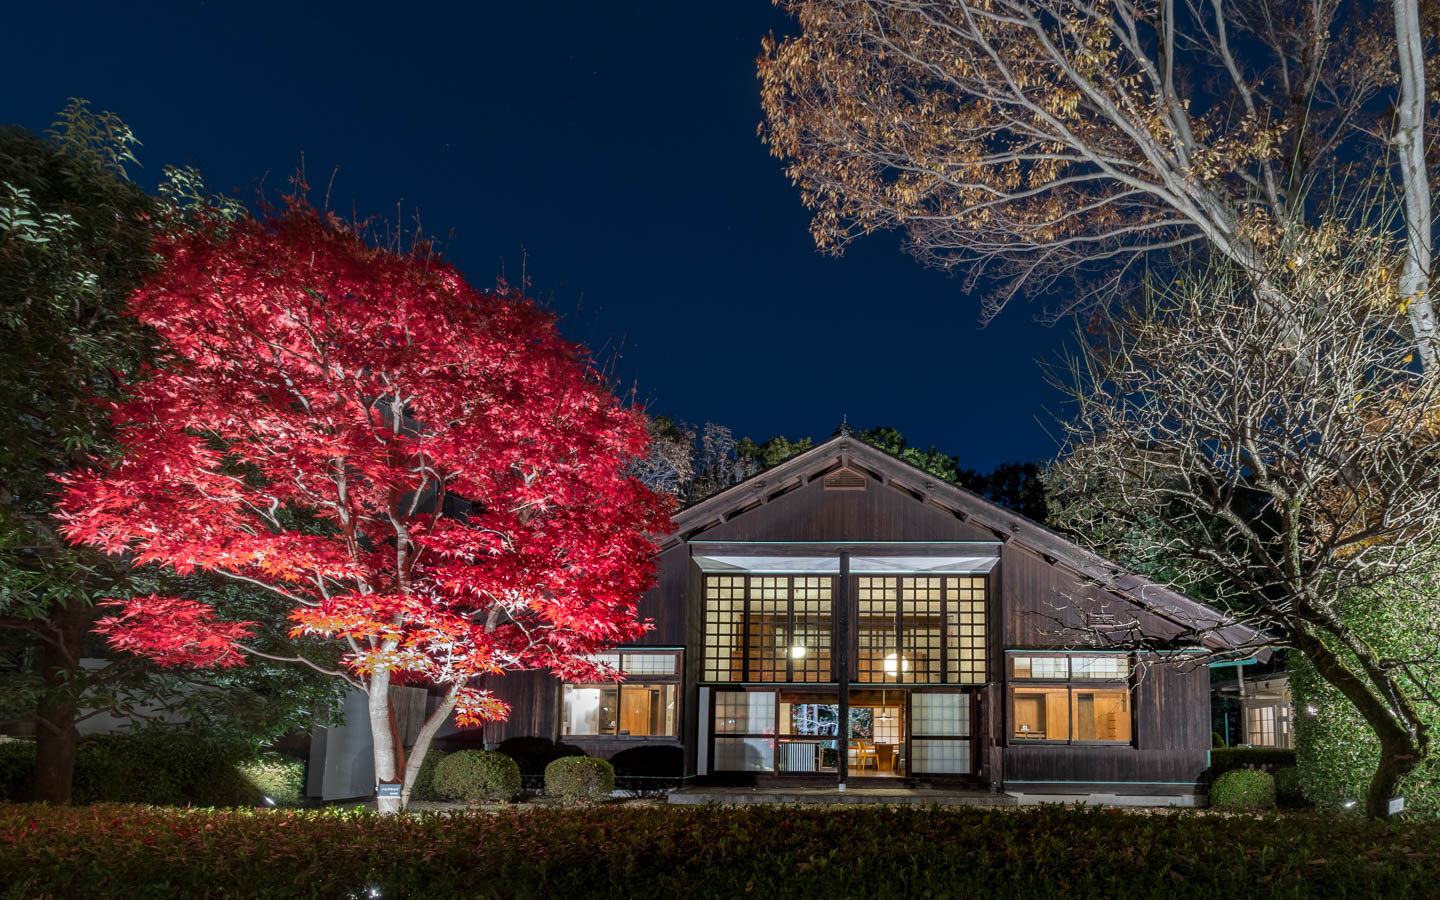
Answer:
[666,434,1265,655]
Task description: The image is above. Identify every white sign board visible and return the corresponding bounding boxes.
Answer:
[1389,796,1405,815]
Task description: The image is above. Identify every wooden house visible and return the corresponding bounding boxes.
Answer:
[480,433,1259,803]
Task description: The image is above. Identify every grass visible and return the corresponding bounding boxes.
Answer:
[3,801,1438,898]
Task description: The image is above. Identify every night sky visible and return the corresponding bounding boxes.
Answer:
[7,2,1071,472]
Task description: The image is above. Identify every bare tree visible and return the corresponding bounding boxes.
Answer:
[1051,223,1440,817]
[759,1,1440,367]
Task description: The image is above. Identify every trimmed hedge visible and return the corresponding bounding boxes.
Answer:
[5,804,1440,898]
[544,756,614,799]
[1210,769,1276,810]
[0,735,303,807]
[432,750,520,802]
[1209,747,1296,778]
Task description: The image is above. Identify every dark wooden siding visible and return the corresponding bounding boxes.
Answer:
[479,670,558,745]
[626,543,688,647]
[1001,544,1187,646]
[697,476,997,543]
[1001,746,1209,787]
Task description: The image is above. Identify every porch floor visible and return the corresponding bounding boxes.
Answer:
[667,786,1017,806]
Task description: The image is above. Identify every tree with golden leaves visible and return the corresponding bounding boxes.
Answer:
[760,0,1440,369]
[1052,225,1440,818]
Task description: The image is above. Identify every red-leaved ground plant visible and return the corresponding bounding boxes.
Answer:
[57,203,671,811]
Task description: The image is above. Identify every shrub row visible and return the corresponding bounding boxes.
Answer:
[1209,747,1296,778]
[423,750,616,801]
[4,803,1440,899]
[0,736,303,807]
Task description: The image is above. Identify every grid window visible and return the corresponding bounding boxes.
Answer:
[714,691,776,735]
[911,739,971,775]
[857,577,899,682]
[704,576,745,682]
[714,737,775,772]
[901,577,944,684]
[705,575,834,682]
[1072,655,1130,680]
[947,576,987,684]
[1011,656,1070,679]
[622,653,678,675]
[912,693,969,736]
[1247,706,1278,747]
[859,576,985,684]
[791,577,833,683]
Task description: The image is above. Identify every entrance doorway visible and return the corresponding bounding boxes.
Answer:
[848,689,905,777]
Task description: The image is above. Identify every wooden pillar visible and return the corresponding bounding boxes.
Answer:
[837,551,850,790]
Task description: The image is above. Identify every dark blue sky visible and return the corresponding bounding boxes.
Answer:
[7,2,1071,471]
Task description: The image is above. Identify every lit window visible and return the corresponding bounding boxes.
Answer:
[1009,653,1132,744]
[561,652,680,738]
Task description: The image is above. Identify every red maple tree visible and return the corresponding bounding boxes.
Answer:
[57,203,671,811]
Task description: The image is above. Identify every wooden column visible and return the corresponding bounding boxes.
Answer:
[836,551,850,790]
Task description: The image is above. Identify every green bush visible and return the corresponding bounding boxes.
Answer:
[0,734,296,807]
[408,748,447,801]
[236,752,305,805]
[432,749,520,802]
[544,755,614,799]
[1212,731,1225,748]
[1274,766,1306,808]
[1209,747,1295,778]
[9,804,1440,898]
[1209,769,1276,810]
[71,733,258,807]
[1292,566,1440,817]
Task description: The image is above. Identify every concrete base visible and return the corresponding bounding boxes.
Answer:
[668,786,1017,806]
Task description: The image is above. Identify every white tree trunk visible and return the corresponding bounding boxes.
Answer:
[367,671,403,815]
[399,684,462,810]
[1393,0,1439,371]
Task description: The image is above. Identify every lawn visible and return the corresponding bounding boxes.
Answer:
[3,801,1437,899]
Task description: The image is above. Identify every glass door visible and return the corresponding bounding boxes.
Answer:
[847,689,905,778]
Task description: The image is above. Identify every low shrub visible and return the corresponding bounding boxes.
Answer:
[1209,747,1295,777]
[1210,769,1276,810]
[1274,766,1306,808]
[432,749,520,802]
[408,748,447,801]
[1212,731,1225,749]
[7,804,1440,898]
[545,755,614,799]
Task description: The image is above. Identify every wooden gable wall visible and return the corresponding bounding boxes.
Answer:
[689,473,997,543]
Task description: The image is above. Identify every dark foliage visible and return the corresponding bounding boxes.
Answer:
[4,804,1440,898]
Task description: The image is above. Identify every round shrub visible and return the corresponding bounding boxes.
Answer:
[1210,768,1276,810]
[409,748,448,801]
[432,750,520,802]
[544,756,614,799]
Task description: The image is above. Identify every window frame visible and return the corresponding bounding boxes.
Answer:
[702,575,836,684]
[853,574,990,686]
[558,650,683,740]
[1005,652,1135,747]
